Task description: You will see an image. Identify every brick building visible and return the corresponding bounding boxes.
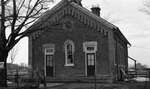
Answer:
[28,0,130,82]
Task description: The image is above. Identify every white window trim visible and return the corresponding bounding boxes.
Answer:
[45,48,55,55]
[83,41,97,76]
[83,41,97,53]
[64,40,75,66]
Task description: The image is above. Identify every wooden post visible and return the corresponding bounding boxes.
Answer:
[146,70,150,89]
[42,69,46,87]
[15,69,19,89]
[128,57,137,77]
[94,73,96,89]
[135,61,137,77]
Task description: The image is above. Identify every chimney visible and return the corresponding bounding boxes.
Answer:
[91,6,101,16]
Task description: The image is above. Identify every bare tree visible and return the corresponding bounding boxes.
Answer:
[0,0,54,87]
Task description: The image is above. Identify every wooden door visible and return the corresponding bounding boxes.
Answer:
[46,55,53,77]
[86,53,95,76]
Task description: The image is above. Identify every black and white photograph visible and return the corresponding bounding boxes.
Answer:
[0,0,150,89]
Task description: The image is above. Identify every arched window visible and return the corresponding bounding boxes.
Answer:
[64,40,75,66]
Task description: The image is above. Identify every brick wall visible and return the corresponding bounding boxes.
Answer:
[31,16,112,80]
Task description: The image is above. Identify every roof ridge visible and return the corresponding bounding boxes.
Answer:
[71,2,117,29]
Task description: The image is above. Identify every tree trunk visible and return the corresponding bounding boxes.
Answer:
[0,49,8,87]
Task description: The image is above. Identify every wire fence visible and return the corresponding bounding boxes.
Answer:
[128,69,150,89]
[7,74,39,89]
[0,68,150,89]
[6,68,44,89]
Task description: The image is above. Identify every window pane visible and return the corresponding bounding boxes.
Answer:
[87,47,94,51]
[67,54,73,64]
[67,44,72,52]
[46,48,54,54]
[91,55,94,60]
[87,54,95,65]
[66,43,74,64]
[91,58,94,65]
[46,55,53,66]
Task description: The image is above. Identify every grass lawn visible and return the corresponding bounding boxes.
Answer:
[39,82,150,89]
[1,81,149,89]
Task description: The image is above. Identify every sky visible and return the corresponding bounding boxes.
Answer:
[8,0,150,67]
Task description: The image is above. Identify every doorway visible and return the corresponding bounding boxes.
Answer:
[86,53,96,76]
[46,55,54,77]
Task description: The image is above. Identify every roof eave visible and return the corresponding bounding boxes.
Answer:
[26,0,66,35]
[113,27,131,46]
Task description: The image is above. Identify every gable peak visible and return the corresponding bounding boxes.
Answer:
[65,0,82,6]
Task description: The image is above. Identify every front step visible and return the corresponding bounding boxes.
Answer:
[76,76,113,83]
[45,76,113,83]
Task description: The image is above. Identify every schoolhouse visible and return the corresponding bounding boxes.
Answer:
[28,0,130,82]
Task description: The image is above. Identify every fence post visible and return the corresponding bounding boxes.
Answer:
[43,69,46,88]
[94,73,96,89]
[15,69,19,89]
[148,70,150,89]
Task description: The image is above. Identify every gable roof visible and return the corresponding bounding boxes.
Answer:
[71,3,117,29]
[27,0,117,31]
[27,0,130,45]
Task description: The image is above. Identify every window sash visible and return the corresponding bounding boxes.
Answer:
[64,40,75,66]
[67,54,73,64]
[46,55,53,66]
[87,54,95,66]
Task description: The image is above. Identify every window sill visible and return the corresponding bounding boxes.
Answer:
[64,64,74,66]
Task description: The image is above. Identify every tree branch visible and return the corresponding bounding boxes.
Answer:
[26,0,33,15]
[22,17,39,27]
[3,0,54,52]
[14,0,40,34]
[4,0,11,5]
[11,0,17,33]
[0,0,7,46]
[17,0,26,15]
[7,34,25,51]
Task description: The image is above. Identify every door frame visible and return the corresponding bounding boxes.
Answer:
[83,41,97,76]
[44,46,55,77]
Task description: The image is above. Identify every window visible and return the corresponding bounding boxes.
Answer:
[45,48,54,53]
[87,47,95,51]
[64,40,75,66]
[45,47,55,67]
[83,41,97,53]
[87,53,95,65]
[46,55,53,66]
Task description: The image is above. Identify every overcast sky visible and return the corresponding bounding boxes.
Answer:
[8,0,150,67]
